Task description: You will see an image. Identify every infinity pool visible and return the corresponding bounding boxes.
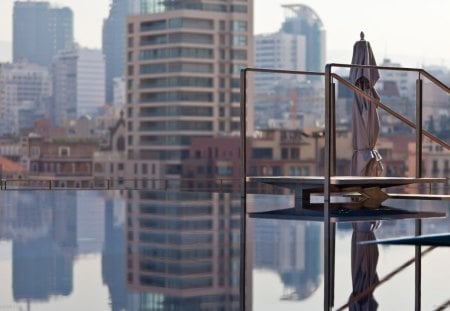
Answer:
[0,190,449,310]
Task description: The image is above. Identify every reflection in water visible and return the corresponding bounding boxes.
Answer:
[102,195,128,311]
[3,191,77,302]
[253,218,322,301]
[349,221,379,310]
[125,191,241,310]
[2,191,449,310]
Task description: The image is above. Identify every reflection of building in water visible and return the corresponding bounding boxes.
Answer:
[254,219,322,300]
[126,191,241,310]
[77,191,105,254]
[0,191,77,301]
[102,193,128,311]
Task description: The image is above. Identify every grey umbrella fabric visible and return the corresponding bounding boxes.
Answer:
[349,33,383,177]
[348,33,382,310]
[349,222,379,311]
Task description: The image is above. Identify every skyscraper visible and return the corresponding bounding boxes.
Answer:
[102,0,132,104]
[13,1,73,69]
[52,45,105,125]
[281,4,325,73]
[125,0,254,177]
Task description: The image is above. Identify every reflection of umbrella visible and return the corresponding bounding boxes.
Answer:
[348,33,381,310]
[349,32,383,177]
[349,222,379,311]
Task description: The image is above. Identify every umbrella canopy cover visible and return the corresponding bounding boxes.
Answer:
[349,33,384,177]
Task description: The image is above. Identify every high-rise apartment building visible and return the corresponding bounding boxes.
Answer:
[13,1,73,69]
[0,61,52,135]
[52,45,105,126]
[103,0,133,104]
[281,4,325,73]
[125,1,254,177]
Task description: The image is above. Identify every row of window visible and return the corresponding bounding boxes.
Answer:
[132,62,244,77]
[138,232,213,245]
[139,62,213,74]
[137,2,247,16]
[140,275,213,289]
[140,76,213,89]
[140,260,213,275]
[140,135,192,146]
[140,91,213,103]
[139,218,213,230]
[140,106,213,117]
[141,33,214,46]
[140,47,213,60]
[139,120,213,131]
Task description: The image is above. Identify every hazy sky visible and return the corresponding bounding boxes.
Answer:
[1,0,450,67]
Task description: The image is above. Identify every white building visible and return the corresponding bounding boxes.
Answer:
[53,45,105,126]
[0,61,51,135]
[254,32,306,90]
[77,48,106,117]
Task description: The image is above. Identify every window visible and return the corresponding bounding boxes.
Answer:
[142,163,148,174]
[252,148,273,159]
[281,148,288,160]
[231,35,247,46]
[291,148,299,160]
[59,147,70,157]
[94,163,104,173]
[230,20,247,31]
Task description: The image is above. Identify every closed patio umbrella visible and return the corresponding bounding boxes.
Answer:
[348,32,382,310]
[349,32,383,177]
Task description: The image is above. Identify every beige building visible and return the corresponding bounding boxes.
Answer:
[125,1,254,178]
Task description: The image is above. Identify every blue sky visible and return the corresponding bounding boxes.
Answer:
[1,0,450,67]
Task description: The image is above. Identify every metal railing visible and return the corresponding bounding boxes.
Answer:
[240,64,450,311]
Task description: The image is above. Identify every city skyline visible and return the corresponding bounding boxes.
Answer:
[2,0,450,67]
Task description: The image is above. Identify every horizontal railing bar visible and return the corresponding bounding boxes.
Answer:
[242,67,324,76]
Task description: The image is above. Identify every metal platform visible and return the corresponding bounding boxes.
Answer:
[248,176,447,208]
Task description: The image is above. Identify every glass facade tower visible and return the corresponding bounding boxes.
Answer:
[281,4,325,73]
[13,1,73,69]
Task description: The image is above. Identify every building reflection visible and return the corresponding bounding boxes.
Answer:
[253,218,322,300]
[125,190,242,310]
[0,191,77,302]
[102,193,128,311]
